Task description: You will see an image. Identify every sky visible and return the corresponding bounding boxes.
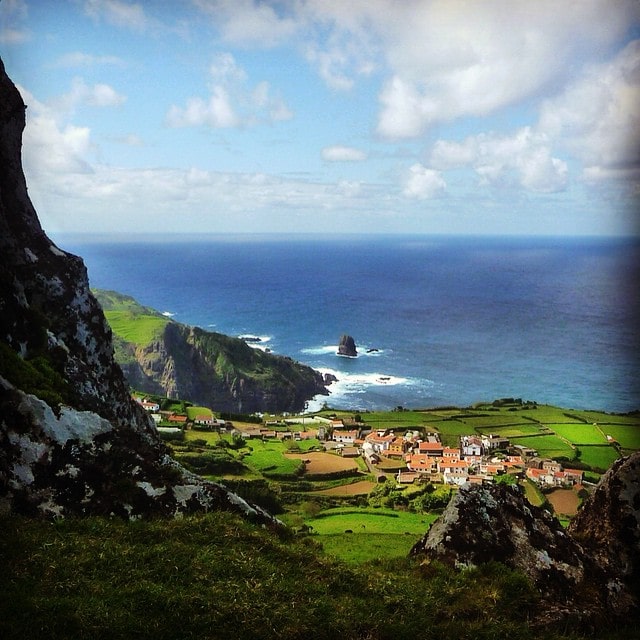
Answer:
[1,0,639,237]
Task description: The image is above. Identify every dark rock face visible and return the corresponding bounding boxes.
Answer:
[410,483,586,597]
[0,58,277,525]
[568,452,640,605]
[411,458,640,628]
[337,334,357,357]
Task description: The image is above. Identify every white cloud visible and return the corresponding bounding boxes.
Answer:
[430,127,569,193]
[82,0,149,32]
[538,39,640,178]
[18,86,93,177]
[53,52,126,68]
[403,164,446,199]
[0,0,30,44]
[192,0,301,47]
[322,145,367,162]
[166,88,239,128]
[166,53,293,128]
[56,77,126,111]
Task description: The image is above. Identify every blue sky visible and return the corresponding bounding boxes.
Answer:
[1,0,639,236]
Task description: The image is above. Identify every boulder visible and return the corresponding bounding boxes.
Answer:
[337,334,357,357]
[410,465,640,629]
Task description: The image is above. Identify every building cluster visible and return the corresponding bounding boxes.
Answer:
[330,422,583,488]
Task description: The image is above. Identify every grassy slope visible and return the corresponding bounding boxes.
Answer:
[2,512,591,640]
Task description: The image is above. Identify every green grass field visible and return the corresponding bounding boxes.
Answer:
[304,508,438,563]
[104,310,169,346]
[319,533,422,563]
[307,508,435,535]
[243,441,303,477]
[509,434,575,459]
[577,446,620,470]
[186,406,213,420]
[549,423,607,445]
[600,425,640,449]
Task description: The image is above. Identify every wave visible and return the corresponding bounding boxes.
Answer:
[162,311,175,317]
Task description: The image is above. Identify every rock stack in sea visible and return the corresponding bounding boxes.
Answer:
[337,334,357,357]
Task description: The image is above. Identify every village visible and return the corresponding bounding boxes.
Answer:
[134,396,585,490]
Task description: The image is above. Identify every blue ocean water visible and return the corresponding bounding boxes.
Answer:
[56,234,640,413]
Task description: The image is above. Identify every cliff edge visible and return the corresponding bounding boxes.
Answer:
[0,58,276,524]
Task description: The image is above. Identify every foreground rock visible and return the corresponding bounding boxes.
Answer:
[337,334,357,357]
[410,457,639,629]
[0,58,277,525]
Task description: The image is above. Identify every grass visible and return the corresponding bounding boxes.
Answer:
[243,441,303,477]
[577,446,620,470]
[508,434,575,459]
[302,507,439,563]
[319,533,424,564]
[185,406,213,420]
[306,508,437,535]
[549,424,607,445]
[523,479,546,507]
[600,425,640,449]
[1,512,568,640]
[104,310,169,346]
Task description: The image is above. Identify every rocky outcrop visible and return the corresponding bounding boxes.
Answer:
[0,58,278,525]
[337,334,357,357]
[410,458,640,628]
[568,452,640,608]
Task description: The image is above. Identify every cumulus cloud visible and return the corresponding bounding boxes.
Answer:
[56,77,127,111]
[403,164,446,199]
[192,0,301,47]
[322,145,367,162]
[430,127,568,193]
[538,40,640,181]
[166,52,293,128]
[18,86,93,176]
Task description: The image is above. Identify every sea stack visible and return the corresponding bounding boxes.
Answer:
[337,334,357,357]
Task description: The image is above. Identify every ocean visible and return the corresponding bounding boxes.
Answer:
[55,234,640,414]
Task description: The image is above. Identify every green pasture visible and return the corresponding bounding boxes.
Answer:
[318,533,422,564]
[600,425,640,449]
[104,310,169,346]
[305,508,438,563]
[577,446,620,471]
[475,424,544,437]
[184,429,223,446]
[186,406,213,420]
[516,405,582,423]
[510,435,575,459]
[549,424,607,445]
[243,441,303,477]
[306,508,436,535]
[452,414,530,428]
[569,410,640,426]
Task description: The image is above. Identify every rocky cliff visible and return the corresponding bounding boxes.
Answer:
[0,58,277,524]
[96,290,328,414]
[411,454,640,629]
